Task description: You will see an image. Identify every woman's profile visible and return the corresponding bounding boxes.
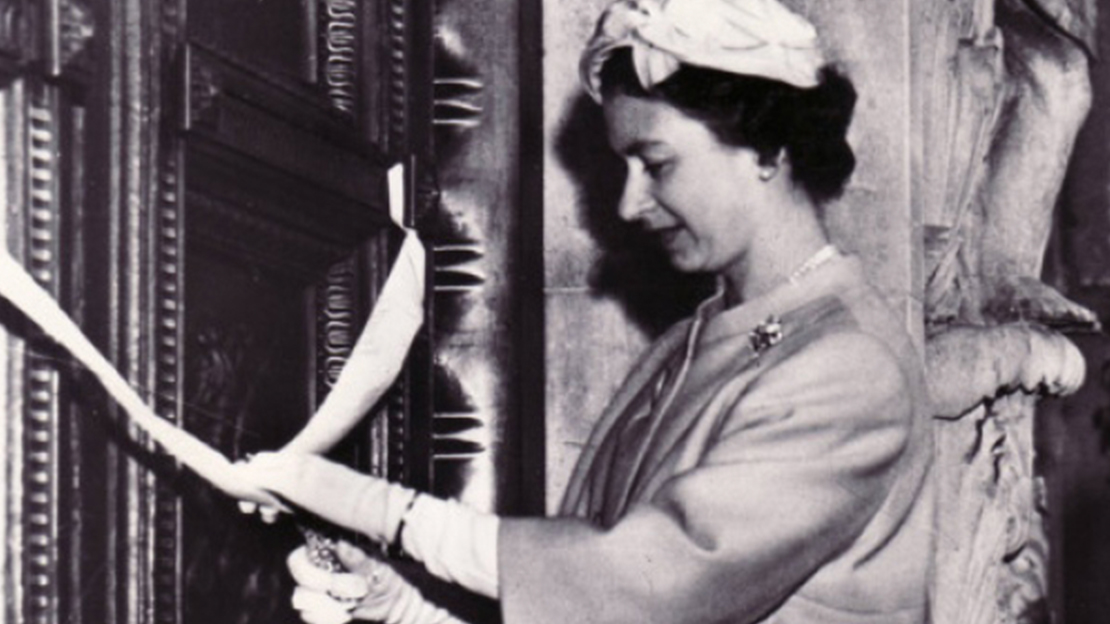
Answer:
[239,1,934,622]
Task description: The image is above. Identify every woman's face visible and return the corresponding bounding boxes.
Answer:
[603,93,772,278]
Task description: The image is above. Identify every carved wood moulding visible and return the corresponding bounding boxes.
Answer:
[384,0,410,155]
[186,191,351,280]
[23,83,62,624]
[317,257,360,400]
[150,4,190,623]
[180,45,385,166]
[179,0,420,157]
[152,112,187,624]
[47,0,94,77]
[1,74,89,624]
[0,0,27,70]
[321,0,357,116]
[313,232,398,479]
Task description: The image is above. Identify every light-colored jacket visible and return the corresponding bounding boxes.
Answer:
[499,254,933,623]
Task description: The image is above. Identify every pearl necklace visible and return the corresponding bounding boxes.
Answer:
[749,244,837,355]
[787,244,838,285]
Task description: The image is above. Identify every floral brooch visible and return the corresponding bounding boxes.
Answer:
[749,316,784,355]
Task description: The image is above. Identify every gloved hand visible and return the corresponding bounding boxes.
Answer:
[236,451,416,546]
[287,541,464,624]
[237,452,501,601]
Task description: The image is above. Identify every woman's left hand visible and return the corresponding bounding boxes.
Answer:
[235,452,416,545]
[288,541,406,624]
[287,541,464,624]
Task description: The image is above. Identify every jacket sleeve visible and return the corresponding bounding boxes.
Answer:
[498,332,913,624]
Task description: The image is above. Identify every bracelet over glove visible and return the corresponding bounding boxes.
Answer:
[241,452,501,599]
[288,542,465,624]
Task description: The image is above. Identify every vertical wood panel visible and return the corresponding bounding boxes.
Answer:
[2,76,30,624]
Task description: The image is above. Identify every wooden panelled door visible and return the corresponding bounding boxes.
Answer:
[0,1,457,623]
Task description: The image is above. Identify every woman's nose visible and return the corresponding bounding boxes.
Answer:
[617,171,653,222]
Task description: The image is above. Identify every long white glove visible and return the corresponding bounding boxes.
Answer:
[401,496,499,598]
[239,452,416,545]
[240,452,500,598]
[287,541,466,624]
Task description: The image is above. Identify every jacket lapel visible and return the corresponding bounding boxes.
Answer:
[625,299,849,507]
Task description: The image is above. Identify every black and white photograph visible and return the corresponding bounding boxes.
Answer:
[0,0,1108,622]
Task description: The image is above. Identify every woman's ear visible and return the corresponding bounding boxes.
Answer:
[756,149,786,182]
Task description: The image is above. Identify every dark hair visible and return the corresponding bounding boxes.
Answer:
[599,49,857,205]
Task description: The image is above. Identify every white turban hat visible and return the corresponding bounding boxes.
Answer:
[580,0,826,102]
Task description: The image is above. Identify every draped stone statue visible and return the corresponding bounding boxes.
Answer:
[917,0,1098,621]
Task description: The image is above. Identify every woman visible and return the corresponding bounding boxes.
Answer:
[241,0,933,622]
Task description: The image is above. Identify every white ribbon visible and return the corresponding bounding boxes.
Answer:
[0,163,426,501]
[0,249,280,505]
[284,164,426,454]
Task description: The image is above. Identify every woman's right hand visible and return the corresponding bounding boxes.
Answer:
[234,451,417,546]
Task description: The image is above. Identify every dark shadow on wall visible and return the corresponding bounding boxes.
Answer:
[553,94,715,338]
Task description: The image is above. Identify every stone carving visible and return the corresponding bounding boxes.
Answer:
[416,3,519,506]
[433,24,483,133]
[924,0,1097,328]
[919,0,1098,621]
